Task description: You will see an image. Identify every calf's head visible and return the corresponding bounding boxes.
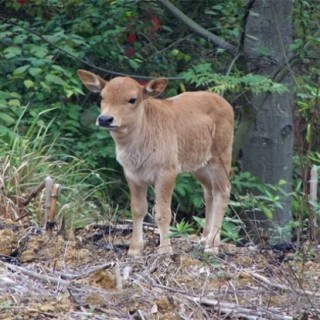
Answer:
[77,70,168,133]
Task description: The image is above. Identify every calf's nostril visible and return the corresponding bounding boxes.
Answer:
[98,115,114,127]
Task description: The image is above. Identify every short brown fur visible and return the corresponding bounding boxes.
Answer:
[78,69,234,256]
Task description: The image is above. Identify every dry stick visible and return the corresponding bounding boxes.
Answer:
[190,297,293,320]
[114,263,123,290]
[14,211,30,222]
[0,261,70,287]
[153,284,292,320]
[59,262,116,280]
[90,307,125,318]
[243,269,320,298]
[21,180,45,206]
[15,179,52,223]
[1,260,116,283]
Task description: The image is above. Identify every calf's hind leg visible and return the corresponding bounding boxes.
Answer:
[192,167,214,242]
[205,163,231,254]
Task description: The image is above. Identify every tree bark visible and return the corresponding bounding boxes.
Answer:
[241,0,294,242]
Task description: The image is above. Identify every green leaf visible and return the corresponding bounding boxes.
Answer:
[0,113,16,125]
[40,81,51,92]
[29,45,48,58]
[0,91,12,100]
[128,59,139,70]
[193,216,205,228]
[175,184,186,197]
[8,99,21,107]
[192,196,203,209]
[45,74,65,86]
[28,67,42,77]
[24,80,34,89]
[262,207,273,219]
[13,65,30,75]
[30,58,46,67]
[13,34,28,44]
[3,46,22,58]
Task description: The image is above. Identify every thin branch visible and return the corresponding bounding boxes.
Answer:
[59,262,116,280]
[158,0,238,56]
[154,283,293,320]
[243,269,320,298]
[238,0,256,52]
[190,296,293,320]
[20,181,45,207]
[1,261,70,286]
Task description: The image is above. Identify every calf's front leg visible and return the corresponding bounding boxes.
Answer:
[126,175,148,256]
[154,171,176,254]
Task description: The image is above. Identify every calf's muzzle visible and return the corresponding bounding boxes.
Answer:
[98,115,114,128]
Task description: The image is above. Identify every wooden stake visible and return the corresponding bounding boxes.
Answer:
[309,165,319,242]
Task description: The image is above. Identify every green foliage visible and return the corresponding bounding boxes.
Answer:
[0,0,319,247]
[169,219,194,238]
[193,216,244,244]
[221,217,244,243]
[182,63,288,96]
[173,174,203,214]
[231,171,287,220]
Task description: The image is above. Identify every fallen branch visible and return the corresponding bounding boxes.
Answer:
[0,261,70,286]
[154,283,293,320]
[1,261,124,294]
[59,262,116,280]
[190,296,293,320]
[243,269,320,298]
[21,181,45,207]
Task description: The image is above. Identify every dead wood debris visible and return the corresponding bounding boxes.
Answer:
[1,242,320,319]
[0,221,320,319]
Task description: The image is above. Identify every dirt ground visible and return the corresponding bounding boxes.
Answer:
[0,216,320,320]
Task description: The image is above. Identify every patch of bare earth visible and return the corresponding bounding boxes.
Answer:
[0,217,319,320]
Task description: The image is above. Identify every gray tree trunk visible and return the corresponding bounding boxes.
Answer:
[241,0,294,242]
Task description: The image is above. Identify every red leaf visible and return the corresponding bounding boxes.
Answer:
[151,16,161,31]
[126,33,137,44]
[17,0,26,4]
[124,47,136,58]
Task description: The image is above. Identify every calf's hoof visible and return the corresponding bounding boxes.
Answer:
[200,235,208,243]
[127,244,144,257]
[204,246,219,255]
[158,245,173,255]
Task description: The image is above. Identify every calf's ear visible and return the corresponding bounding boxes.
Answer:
[77,69,107,93]
[144,78,168,97]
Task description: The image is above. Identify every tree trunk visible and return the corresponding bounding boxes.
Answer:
[241,0,294,242]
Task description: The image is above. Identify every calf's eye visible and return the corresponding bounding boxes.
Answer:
[128,98,137,104]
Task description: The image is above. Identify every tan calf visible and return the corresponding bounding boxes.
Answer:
[78,69,234,256]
